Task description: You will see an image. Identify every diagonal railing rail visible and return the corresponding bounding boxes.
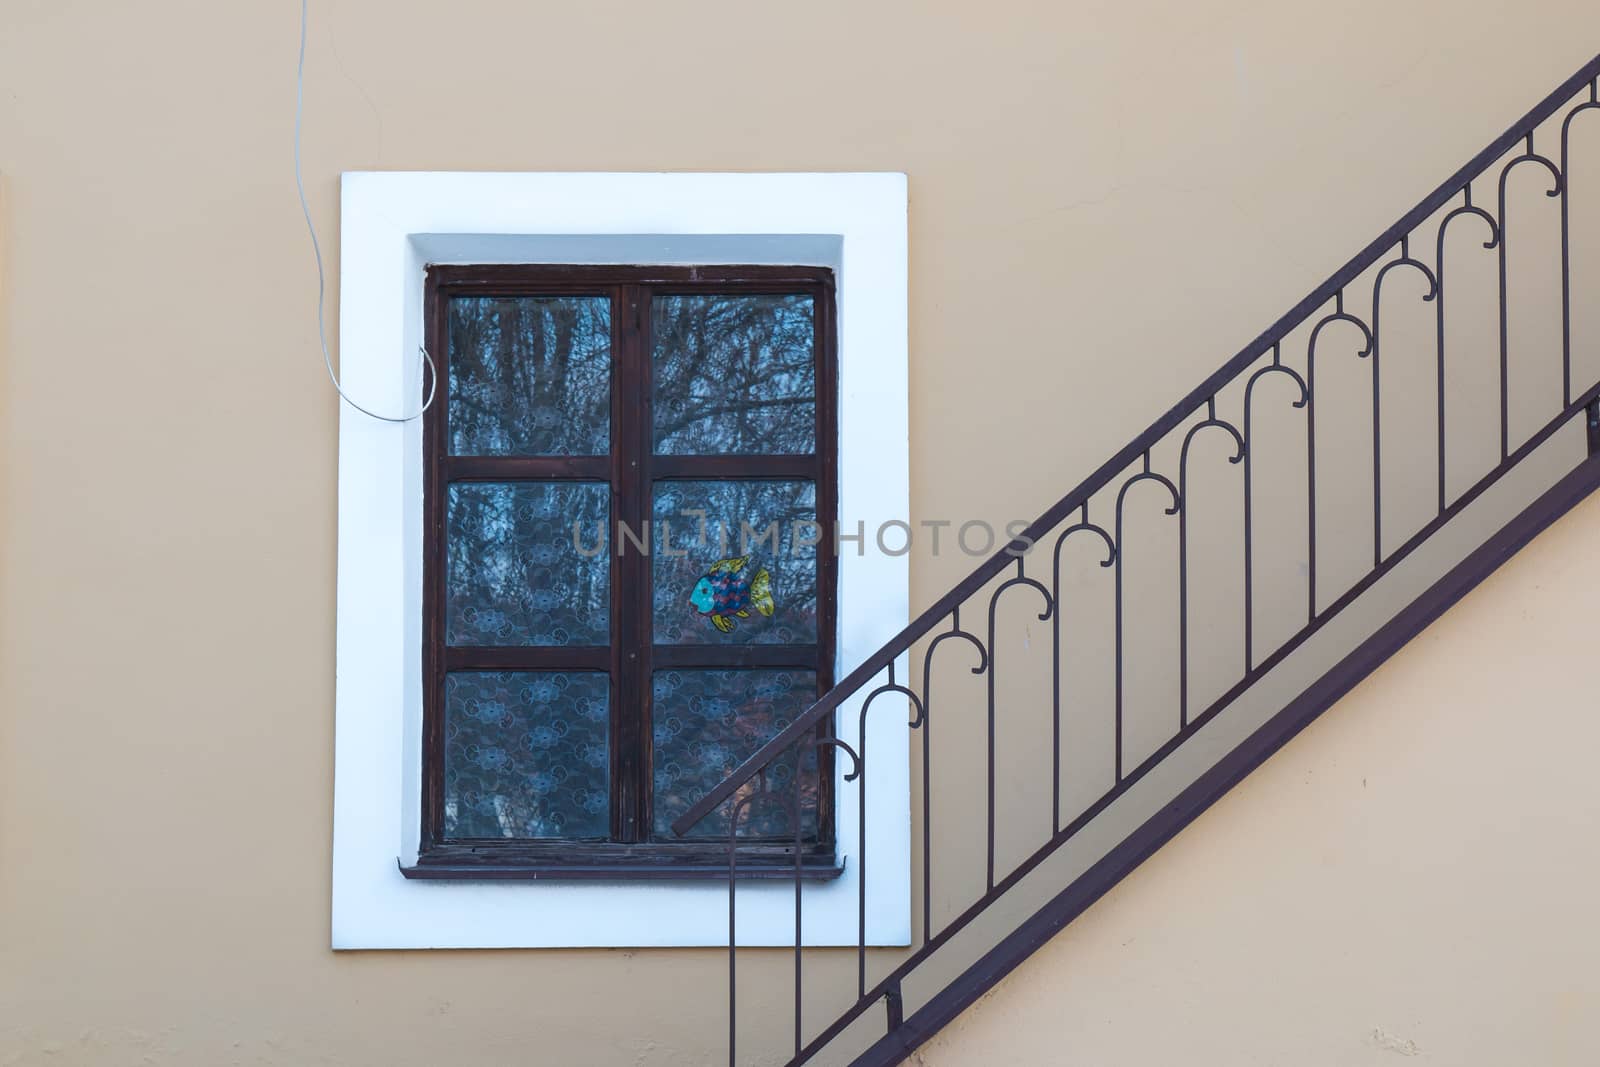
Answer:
[674,52,1600,1066]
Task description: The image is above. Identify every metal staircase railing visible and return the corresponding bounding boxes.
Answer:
[673,53,1600,1067]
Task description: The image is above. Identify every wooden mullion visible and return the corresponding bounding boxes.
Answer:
[430,274,611,298]
[648,282,832,296]
[606,283,628,843]
[612,283,648,843]
[651,454,817,480]
[632,283,658,843]
[651,644,821,670]
[446,646,611,672]
[446,455,609,481]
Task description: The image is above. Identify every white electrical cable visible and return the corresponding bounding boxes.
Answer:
[296,0,436,423]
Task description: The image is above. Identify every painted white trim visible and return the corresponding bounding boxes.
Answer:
[333,172,909,948]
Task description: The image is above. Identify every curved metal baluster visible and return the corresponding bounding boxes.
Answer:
[1435,185,1501,512]
[1177,400,1244,727]
[919,610,987,944]
[855,661,925,998]
[985,558,1053,889]
[1049,507,1115,829]
[1242,347,1308,671]
[1305,290,1375,619]
[1497,132,1564,458]
[1113,453,1180,779]
[1561,80,1600,408]
[1370,237,1438,565]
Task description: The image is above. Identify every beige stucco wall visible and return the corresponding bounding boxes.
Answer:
[922,489,1600,1067]
[1,1,1598,1064]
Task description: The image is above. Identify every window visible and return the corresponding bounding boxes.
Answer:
[331,172,907,948]
[412,265,839,877]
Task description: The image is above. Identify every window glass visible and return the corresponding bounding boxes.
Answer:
[449,296,611,456]
[651,669,819,838]
[652,294,816,455]
[444,671,610,839]
[651,480,818,645]
[446,482,610,646]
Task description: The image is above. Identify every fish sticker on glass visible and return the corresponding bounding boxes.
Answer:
[688,555,775,633]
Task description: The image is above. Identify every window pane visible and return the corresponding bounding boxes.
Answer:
[652,294,816,455]
[448,296,611,456]
[444,671,610,839]
[652,669,819,839]
[447,482,610,646]
[651,480,817,645]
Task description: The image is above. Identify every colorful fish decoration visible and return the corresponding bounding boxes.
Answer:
[688,555,775,633]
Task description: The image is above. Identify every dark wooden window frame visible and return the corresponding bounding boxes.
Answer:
[405,264,840,880]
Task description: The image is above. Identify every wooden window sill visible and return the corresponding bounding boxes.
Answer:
[398,856,845,882]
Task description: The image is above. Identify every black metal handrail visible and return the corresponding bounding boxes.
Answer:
[674,53,1600,836]
[675,52,1600,1067]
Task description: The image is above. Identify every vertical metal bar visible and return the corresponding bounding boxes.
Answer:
[1052,534,1063,829]
[1307,302,1321,623]
[884,983,904,1032]
[727,799,739,1067]
[987,592,999,885]
[1178,411,1196,730]
[1373,245,1392,568]
[1113,465,1130,784]
[793,761,804,1060]
[1435,190,1462,514]
[922,619,938,947]
[1497,142,1524,462]
[859,719,869,1002]
[1588,399,1600,456]
[1243,363,1258,672]
[1562,124,1575,409]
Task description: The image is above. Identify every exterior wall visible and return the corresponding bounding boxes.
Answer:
[922,491,1600,1067]
[1,1,1598,1064]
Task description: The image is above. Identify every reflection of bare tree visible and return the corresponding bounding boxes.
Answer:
[449,297,611,456]
[443,670,611,840]
[446,483,611,646]
[653,295,815,454]
[439,289,828,850]
[652,668,821,840]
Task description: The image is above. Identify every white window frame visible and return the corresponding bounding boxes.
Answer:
[332,172,909,948]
